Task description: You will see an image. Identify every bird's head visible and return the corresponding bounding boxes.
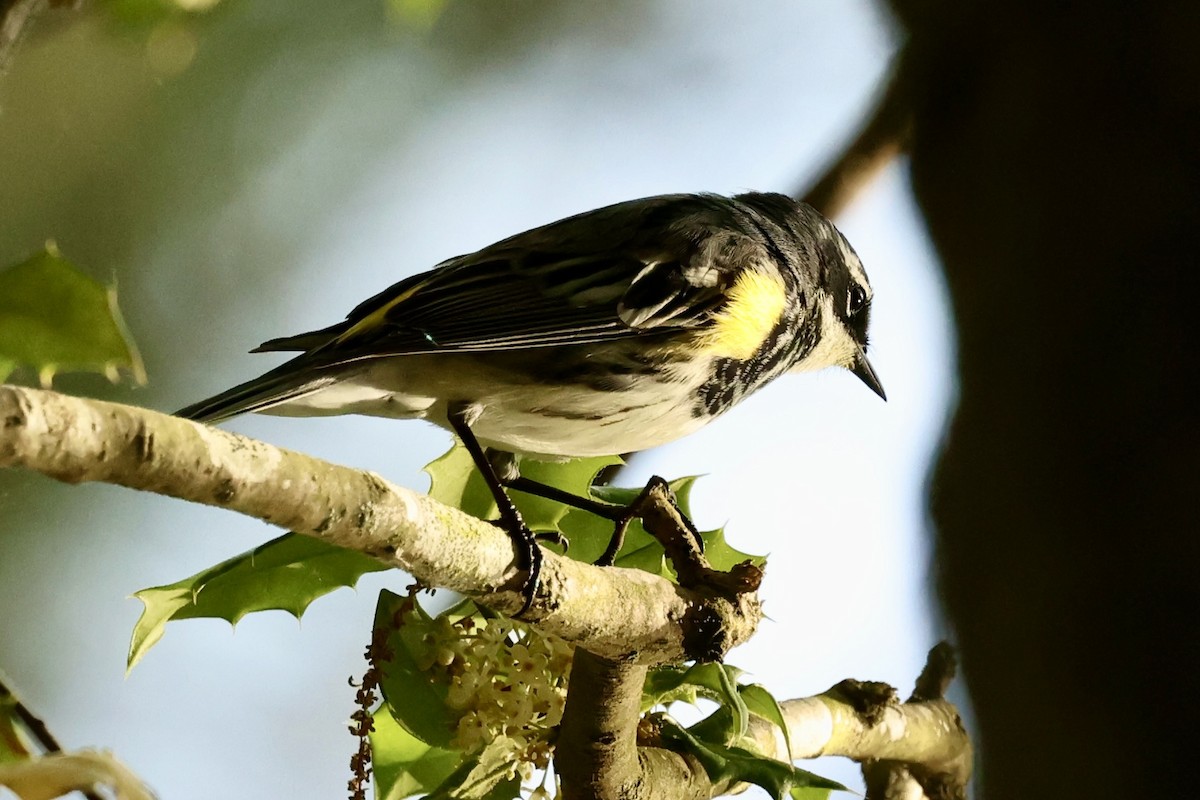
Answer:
[787,213,885,401]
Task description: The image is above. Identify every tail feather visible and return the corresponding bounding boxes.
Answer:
[176,358,337,423]
[250,321,349,353]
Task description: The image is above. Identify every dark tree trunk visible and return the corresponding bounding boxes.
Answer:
[900,3,1200,797]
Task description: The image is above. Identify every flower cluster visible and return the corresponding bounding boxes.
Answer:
[415,611,574,783]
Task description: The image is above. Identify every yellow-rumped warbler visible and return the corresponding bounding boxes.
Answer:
[178,192,883,612]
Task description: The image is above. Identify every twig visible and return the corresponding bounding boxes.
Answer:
[0,675,105,800]
[0,674,63,754]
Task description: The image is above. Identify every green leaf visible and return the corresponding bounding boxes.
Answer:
[642,663,748,742]
[643,663,743,706]
[371,703,461,800]
[0,244,145,387]
[591,474,699,518]
[423,444,763,581]
[127,533,388,669]
[790,788,836,800]
[740,684,793,762]
[660,718,846,800]
[510,452,622,533]
[699,524,766,573]
[425,444,499,521]
[422,738,521,800]
[425,442,621,536]
[374,590,458,749]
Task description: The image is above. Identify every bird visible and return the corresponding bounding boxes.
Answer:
[176,191,884,614]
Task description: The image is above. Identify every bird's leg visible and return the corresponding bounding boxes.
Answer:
[502,475,625,522]
[446,403,541,617]
[496,470,702,568]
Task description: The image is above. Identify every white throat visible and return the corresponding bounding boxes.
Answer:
[788,295,858,374]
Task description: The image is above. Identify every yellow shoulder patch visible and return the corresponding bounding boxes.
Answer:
[698,270,788,360]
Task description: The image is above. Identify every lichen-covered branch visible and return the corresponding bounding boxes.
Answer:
[0,384,760,665]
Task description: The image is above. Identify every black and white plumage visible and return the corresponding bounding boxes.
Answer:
[177,192,883,459]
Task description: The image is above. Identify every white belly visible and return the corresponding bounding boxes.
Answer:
[266,348,716,458]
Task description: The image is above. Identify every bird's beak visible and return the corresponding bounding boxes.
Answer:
[850,346,887,401]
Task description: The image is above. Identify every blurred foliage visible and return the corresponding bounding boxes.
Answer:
[385,0,452,31]
[0,245,145,387]
[103,0,224,27]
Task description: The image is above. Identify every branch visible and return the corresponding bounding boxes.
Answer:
[0,384,760,664]
[0,750,154,800]
[799,50,913,218]
[749,643,971,800]
[553,642,969,799]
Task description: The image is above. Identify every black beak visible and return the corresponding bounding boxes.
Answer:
[850,346,886,401]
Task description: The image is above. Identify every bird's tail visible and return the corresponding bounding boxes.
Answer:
[175,356,338,423]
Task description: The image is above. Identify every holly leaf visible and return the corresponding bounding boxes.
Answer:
[374,590,458,749]
[425,442,620,534]
[643,663,748,741]
[370,703,461,800]
[700,524,766,573]
[509,452,621,533]
[424,445,498,520]
[424,444,763,581]
[128,533,387,670]
[421,738,521,800]
[0,244,144,386]
[660,718,845,800]
[740,683,793,762]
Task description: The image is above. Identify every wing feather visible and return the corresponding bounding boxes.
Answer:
[253,194,770,366]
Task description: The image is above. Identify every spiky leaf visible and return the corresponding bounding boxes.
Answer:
[660,718,845,800]
[128,534,387,669]
[0,245,144,386]
[370,702,461,800]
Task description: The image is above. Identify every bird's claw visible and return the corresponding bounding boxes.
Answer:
[491,515,543,617]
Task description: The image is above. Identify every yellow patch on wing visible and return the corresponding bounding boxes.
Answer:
[335,281,426,343]
[698,269,788,360]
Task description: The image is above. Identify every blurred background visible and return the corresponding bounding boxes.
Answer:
[0,1,953,797]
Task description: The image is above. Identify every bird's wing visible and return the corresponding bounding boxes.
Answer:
[257,201,763,364]
[177,195,773,423]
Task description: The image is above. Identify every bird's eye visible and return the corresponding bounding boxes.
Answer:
[848,284,868,315]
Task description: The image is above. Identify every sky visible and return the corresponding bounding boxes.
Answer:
[0,1,956,797]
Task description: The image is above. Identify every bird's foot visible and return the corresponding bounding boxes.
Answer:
[492,512,544,617]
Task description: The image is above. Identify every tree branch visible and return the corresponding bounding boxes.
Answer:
[0,384,760,664]
[553,642,969,799]
[738,644,969,800]
[557,651,649,800]
[799,50,913,218]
